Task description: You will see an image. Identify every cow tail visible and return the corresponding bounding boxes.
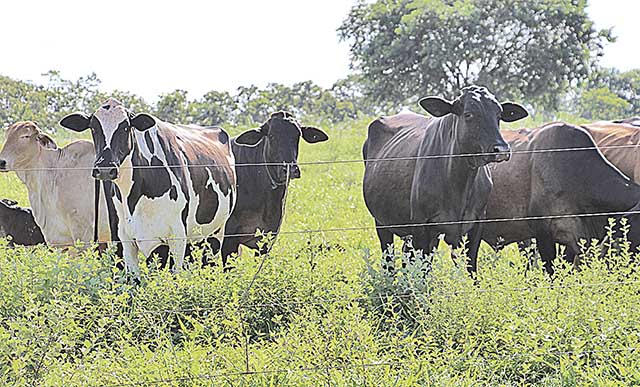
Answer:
[94,179,100,244]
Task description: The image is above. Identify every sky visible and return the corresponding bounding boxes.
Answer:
[0,0,637,102]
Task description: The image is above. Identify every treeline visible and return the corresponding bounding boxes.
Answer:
[0,71,374,133]
[2,0,639,131]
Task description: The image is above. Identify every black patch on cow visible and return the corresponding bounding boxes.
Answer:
[144,131,155,154]
[127,150,173,216]
[113,184,122,202]
[195,167,220,225]
[169,186,178,201]
[219,130,229,145]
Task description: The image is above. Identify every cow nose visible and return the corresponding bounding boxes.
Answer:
[289,164,301,179]
[492,143,511,162]
[92,166,119,180]
[0,159,6,170]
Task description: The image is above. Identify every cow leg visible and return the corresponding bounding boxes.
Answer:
[464,226,483,277]
[167,229,188,273]
[221,237,241,269]
[122,241,140,278]
[536,234,557,276]
[375,221,395,274]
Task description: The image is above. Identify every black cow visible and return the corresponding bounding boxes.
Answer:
[483,123,640,275]
[221,111,328,264]
[363,85,528,274]
[60,98,237,275]
[0,199,45,246]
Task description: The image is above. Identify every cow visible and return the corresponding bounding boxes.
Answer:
[220,111,328,265]
[0,121,110,247]
[362,85,528,275]
[0,199,45,246]
[582,120,640,183]
[59,98,237,275]
[483,122,640,275]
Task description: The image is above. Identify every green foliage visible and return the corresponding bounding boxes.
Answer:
[1,119,640,385]
[585,67,640,115]
[578,87,631,120]
[338,0,613,109]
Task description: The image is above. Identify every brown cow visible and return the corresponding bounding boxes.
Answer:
[0,121,110,247]
[483,122,640,275]
[582,118,640,182]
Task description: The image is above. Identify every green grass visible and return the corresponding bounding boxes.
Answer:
[1,116,640,386]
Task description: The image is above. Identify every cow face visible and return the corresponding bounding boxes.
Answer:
[235,111,328,183]
[0,121,57,172]
[419,85,528,165]
[59,98,156,180]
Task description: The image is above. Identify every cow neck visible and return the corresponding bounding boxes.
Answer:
[112,133,136,200]
[16,148,63,233]
[262,140,288,190]
[441,114,482,197]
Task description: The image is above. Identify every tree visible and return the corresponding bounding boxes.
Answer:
[578,87,630,121]
[587,67,640,114]
[154,90,191,123]
[190,90,237,126]
[338,0,613,109]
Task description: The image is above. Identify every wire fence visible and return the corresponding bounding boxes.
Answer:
[27,208,640,248]
[4,139,640,385]
[0,143,636,173]
[97,346,640,387]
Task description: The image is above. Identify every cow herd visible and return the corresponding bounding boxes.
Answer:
[0,87,639,278]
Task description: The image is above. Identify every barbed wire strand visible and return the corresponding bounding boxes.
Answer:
[0,143,636,173]
[99,346,639,387]
[79,280,640,320]
[30,209,640,248]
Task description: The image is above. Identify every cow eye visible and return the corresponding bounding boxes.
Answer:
[464,112,473,119]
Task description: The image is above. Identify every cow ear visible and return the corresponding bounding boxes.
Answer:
[36,133,58,150]
[59,113,90,132]
[301,126,329,143]
[131,113,156,131]
[501,102,528,122]
[235,129,264,147]
[419,97,453,117]
[1,199,17,207]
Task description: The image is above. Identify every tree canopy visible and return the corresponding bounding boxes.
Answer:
[338,0,614,109]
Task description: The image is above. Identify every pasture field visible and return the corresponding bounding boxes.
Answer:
[1,115,640,386]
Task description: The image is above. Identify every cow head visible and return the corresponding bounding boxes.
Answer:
[0,121,57,172]
[235,111,328,183]
[59,98,156,180]
[419,85,528,165]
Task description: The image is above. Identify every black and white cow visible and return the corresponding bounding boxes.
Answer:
[60,98,236,274]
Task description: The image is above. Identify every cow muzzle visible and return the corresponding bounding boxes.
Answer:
[92,164,119,180]
[288,164,301,179]
[490,143,511,162]
[0,159,7,171]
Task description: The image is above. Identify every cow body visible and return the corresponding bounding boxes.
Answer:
[61,99,236,274]
[583,120,640,182]
[0,199,45,246]
[363,86,528,274]
[483,123,640,274]
[0,121,110,247]
[221,112,328,263]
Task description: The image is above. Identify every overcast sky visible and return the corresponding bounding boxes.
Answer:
[1,0,637,101]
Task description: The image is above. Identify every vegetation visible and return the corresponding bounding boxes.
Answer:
[1,116,640,386]
[338,0,613,109]
[0,1,638,384]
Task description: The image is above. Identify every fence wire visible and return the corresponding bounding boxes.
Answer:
[29,208,640,248]
[0,143,636,173]
[98,346,639,387]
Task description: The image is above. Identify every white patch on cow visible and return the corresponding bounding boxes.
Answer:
[94,98,129,150]
[110,123,236,274]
